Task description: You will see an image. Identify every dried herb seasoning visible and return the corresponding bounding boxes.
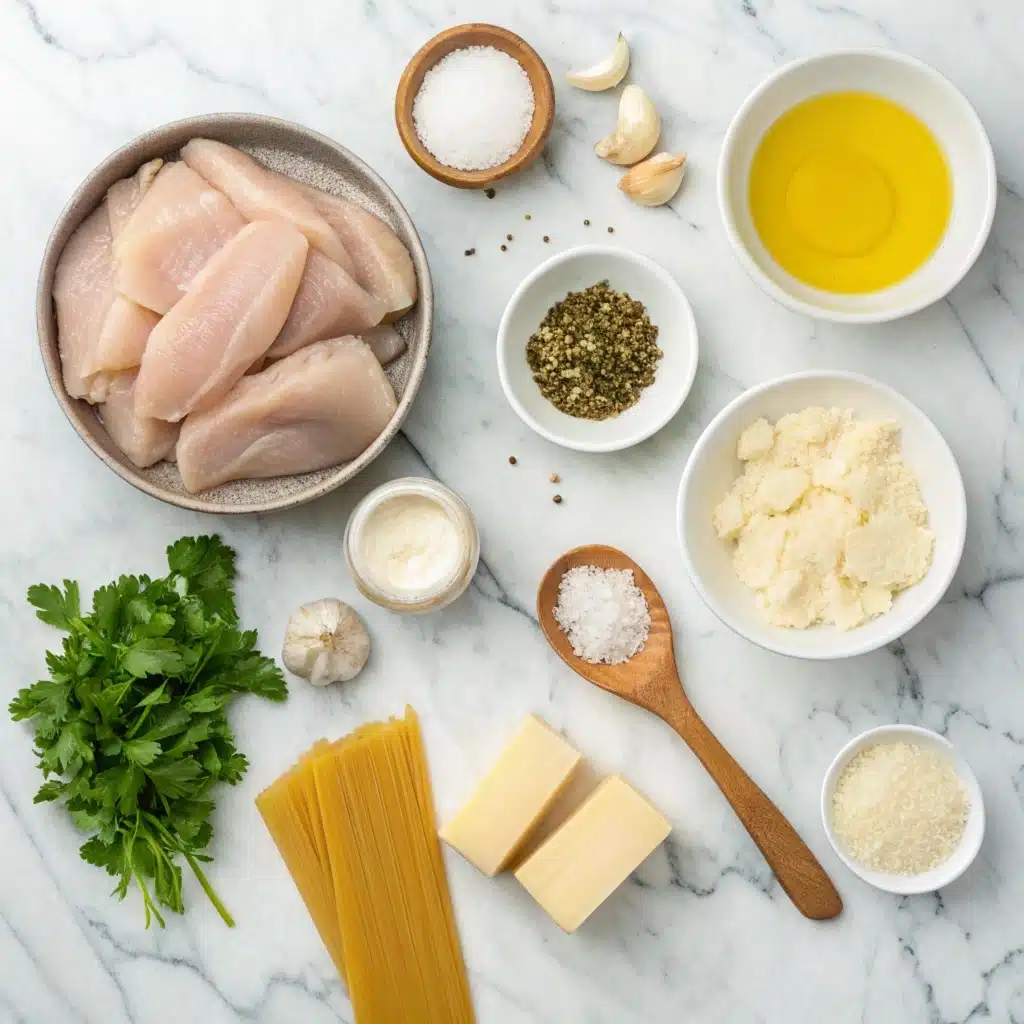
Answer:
[525,280,662,420]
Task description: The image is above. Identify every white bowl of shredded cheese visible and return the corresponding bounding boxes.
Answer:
[677,371,966,659]
[821,725,984,894]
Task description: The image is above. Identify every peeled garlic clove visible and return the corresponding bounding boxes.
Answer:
[595,84,661,166]
[282,598,370,686]
[566,32,630,91]
[617,152,687,206]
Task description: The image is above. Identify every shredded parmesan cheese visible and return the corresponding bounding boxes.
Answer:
[831,740,969,874]
[712,408,935,630]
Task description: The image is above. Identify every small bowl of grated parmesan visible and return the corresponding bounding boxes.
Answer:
[821,724,985,895]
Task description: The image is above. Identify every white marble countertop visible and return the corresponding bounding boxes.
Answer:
[3,0,1024,1021]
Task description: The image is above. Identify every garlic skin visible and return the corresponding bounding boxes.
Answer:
[595,85,660,166]
[617,152,687,206]
[282,599,370,686]
[566,33,630,91]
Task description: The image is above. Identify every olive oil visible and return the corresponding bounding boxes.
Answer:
[749,92,951,294]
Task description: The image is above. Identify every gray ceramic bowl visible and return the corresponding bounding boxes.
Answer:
[37,113,432,514]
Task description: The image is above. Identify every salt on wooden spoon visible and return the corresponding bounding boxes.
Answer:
[537,544,843,921]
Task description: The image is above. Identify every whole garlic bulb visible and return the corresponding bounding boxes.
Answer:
[282,599,370,686]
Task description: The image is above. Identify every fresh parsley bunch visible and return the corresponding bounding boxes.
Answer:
[9,536,287,927]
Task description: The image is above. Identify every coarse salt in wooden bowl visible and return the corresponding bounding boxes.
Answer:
[395,23,555,189]
[37,113,432,515]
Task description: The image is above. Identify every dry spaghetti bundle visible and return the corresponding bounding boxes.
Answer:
[256,708,474,1023]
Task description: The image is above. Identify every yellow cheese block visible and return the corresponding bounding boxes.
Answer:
[514,775,671,932]
[439,715,582,876]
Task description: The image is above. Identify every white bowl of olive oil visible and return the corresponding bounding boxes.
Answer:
[718,49,996,323]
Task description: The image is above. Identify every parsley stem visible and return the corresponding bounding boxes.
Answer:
[184,852,235,927]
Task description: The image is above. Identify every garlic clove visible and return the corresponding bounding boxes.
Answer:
[595,84,660,166]
[566,32,630,92]
[282,598,370,686]
[617,152,687,206]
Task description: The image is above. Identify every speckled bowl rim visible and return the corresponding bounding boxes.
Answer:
[36,113,433,514]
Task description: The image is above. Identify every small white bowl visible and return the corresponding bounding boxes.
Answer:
[496,246,698,452]
[677,371,966,660]
[718,49,996,323]
[821,725,985,894]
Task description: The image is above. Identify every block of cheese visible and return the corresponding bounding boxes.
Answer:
[514,775,671,932]
[439,715,581,876]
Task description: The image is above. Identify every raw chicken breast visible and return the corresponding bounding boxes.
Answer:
[106,158,164,238]
[99,371,179,468]
[80,161,166,379]
[265,249,385,360]
[291,178,417,320]
[176,337,398,492]
[53,205,115,401]
[87,296,160,376]
[54,201,163,401]
[181,139,353,272]
[134,221,308,422]
[359,325,407,365]
[113,161,245,314]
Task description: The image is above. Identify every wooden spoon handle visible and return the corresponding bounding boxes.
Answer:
[663,701,842,920]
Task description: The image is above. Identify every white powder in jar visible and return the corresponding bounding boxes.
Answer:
[554,566,651,665]
[412,46,535,171]
[359,493,462,595]
[830,740,969,874]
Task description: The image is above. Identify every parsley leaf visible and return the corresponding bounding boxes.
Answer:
[9,536,286,927]
[28,581,80,630]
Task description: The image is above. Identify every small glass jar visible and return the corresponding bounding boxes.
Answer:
[344,477,480,613]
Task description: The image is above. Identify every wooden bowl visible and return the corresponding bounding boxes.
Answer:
[37,113,432,515]
[395,24,555,189]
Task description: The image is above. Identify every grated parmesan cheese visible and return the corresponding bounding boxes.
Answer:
[831,740,969,874]
[553,566,650,665]
[712,408,935,630]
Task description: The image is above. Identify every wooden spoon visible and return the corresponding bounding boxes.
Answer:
[537,545,843,921]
